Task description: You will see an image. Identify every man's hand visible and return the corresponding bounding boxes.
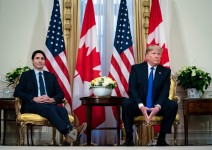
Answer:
[42,95,55,104]
[140,106,150,123]
[140,106,160,124]
[148,106,160,122]
[33,95,55,104]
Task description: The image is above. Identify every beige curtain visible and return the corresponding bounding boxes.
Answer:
[134,0,150,64]
[62,0,80,89]
[62,0,81,125]
[134,0,151,145]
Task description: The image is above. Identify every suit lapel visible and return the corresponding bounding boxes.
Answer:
[143,63,149,90]
[30,70,38,94]
[153,65,163,91]
[43,71,49,95]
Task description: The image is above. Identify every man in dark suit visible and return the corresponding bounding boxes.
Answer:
[14,50,86,145]
[122,45,178,146]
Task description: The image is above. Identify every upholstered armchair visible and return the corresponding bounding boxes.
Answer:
[15,98,74,146]
[122,76,180,146]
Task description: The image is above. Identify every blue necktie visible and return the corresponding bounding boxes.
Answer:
[146,67,154,109]
[39,72,45,96]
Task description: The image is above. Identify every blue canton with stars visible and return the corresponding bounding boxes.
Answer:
[46,0,65,57]
[114,0,132,55]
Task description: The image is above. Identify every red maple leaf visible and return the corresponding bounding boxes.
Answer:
[76,44,101,82]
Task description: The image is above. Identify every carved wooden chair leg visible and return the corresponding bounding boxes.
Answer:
[173,123,178,145]
[140,125,144,145]
[147,125,153,145]
[26,125,30,145]
[151,126,156,144]
[60,133,64,145]
[20,123,25,145]
[30,125,34,145]
[52,127,57,145]
[135,125,139,145]
[16,123,21,145]
[121,123,126,144]
[135,124,142,145]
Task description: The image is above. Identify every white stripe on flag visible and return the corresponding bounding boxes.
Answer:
[123,48,135,65]
[110,65,128,97]
[59,51,69,67]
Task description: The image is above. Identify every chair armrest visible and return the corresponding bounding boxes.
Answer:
[61,99,68,105]
[173,96,179,103]
[15,97,22,116]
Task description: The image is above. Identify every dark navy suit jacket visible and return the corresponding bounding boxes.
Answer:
[128,62,171,107]
[14,69,64,113]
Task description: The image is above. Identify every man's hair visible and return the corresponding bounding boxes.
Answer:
[31,50,46,60]
[145,45,163,55]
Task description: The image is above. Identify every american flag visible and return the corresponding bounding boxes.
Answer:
[108,0,135,98]
[44,0,72,108]
[147,0,170,68]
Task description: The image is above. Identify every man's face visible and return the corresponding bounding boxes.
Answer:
[145,49,162,66]
[32,53,45,71]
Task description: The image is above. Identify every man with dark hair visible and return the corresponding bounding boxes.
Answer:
[14,50,87,145]
[122,45,178,146]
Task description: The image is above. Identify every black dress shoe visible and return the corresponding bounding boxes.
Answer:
[157,139,169,146]
[62,140,71,146]
[122,140,134,146]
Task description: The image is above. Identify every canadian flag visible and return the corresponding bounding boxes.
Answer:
[147,0,170,68]
[147,0,170,133]
[73,0,105,128]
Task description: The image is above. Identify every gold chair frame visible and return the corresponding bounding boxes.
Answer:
[122,76,180,146]
[15,98,74,146]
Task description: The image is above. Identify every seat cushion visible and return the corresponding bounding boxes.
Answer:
[17,113,48,122]
[134,113,180,123]
[134,115,163,122]
[18,113,75,123]
[17,113,49,125]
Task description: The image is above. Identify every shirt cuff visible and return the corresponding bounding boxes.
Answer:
[155,104,161,109]
[138,103,144,109]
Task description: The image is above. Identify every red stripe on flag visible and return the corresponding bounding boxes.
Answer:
[110,56,129,94]
[120,52,131,73]
[54,55,71,81]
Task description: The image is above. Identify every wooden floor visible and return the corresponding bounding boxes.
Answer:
[0,146,212,150]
